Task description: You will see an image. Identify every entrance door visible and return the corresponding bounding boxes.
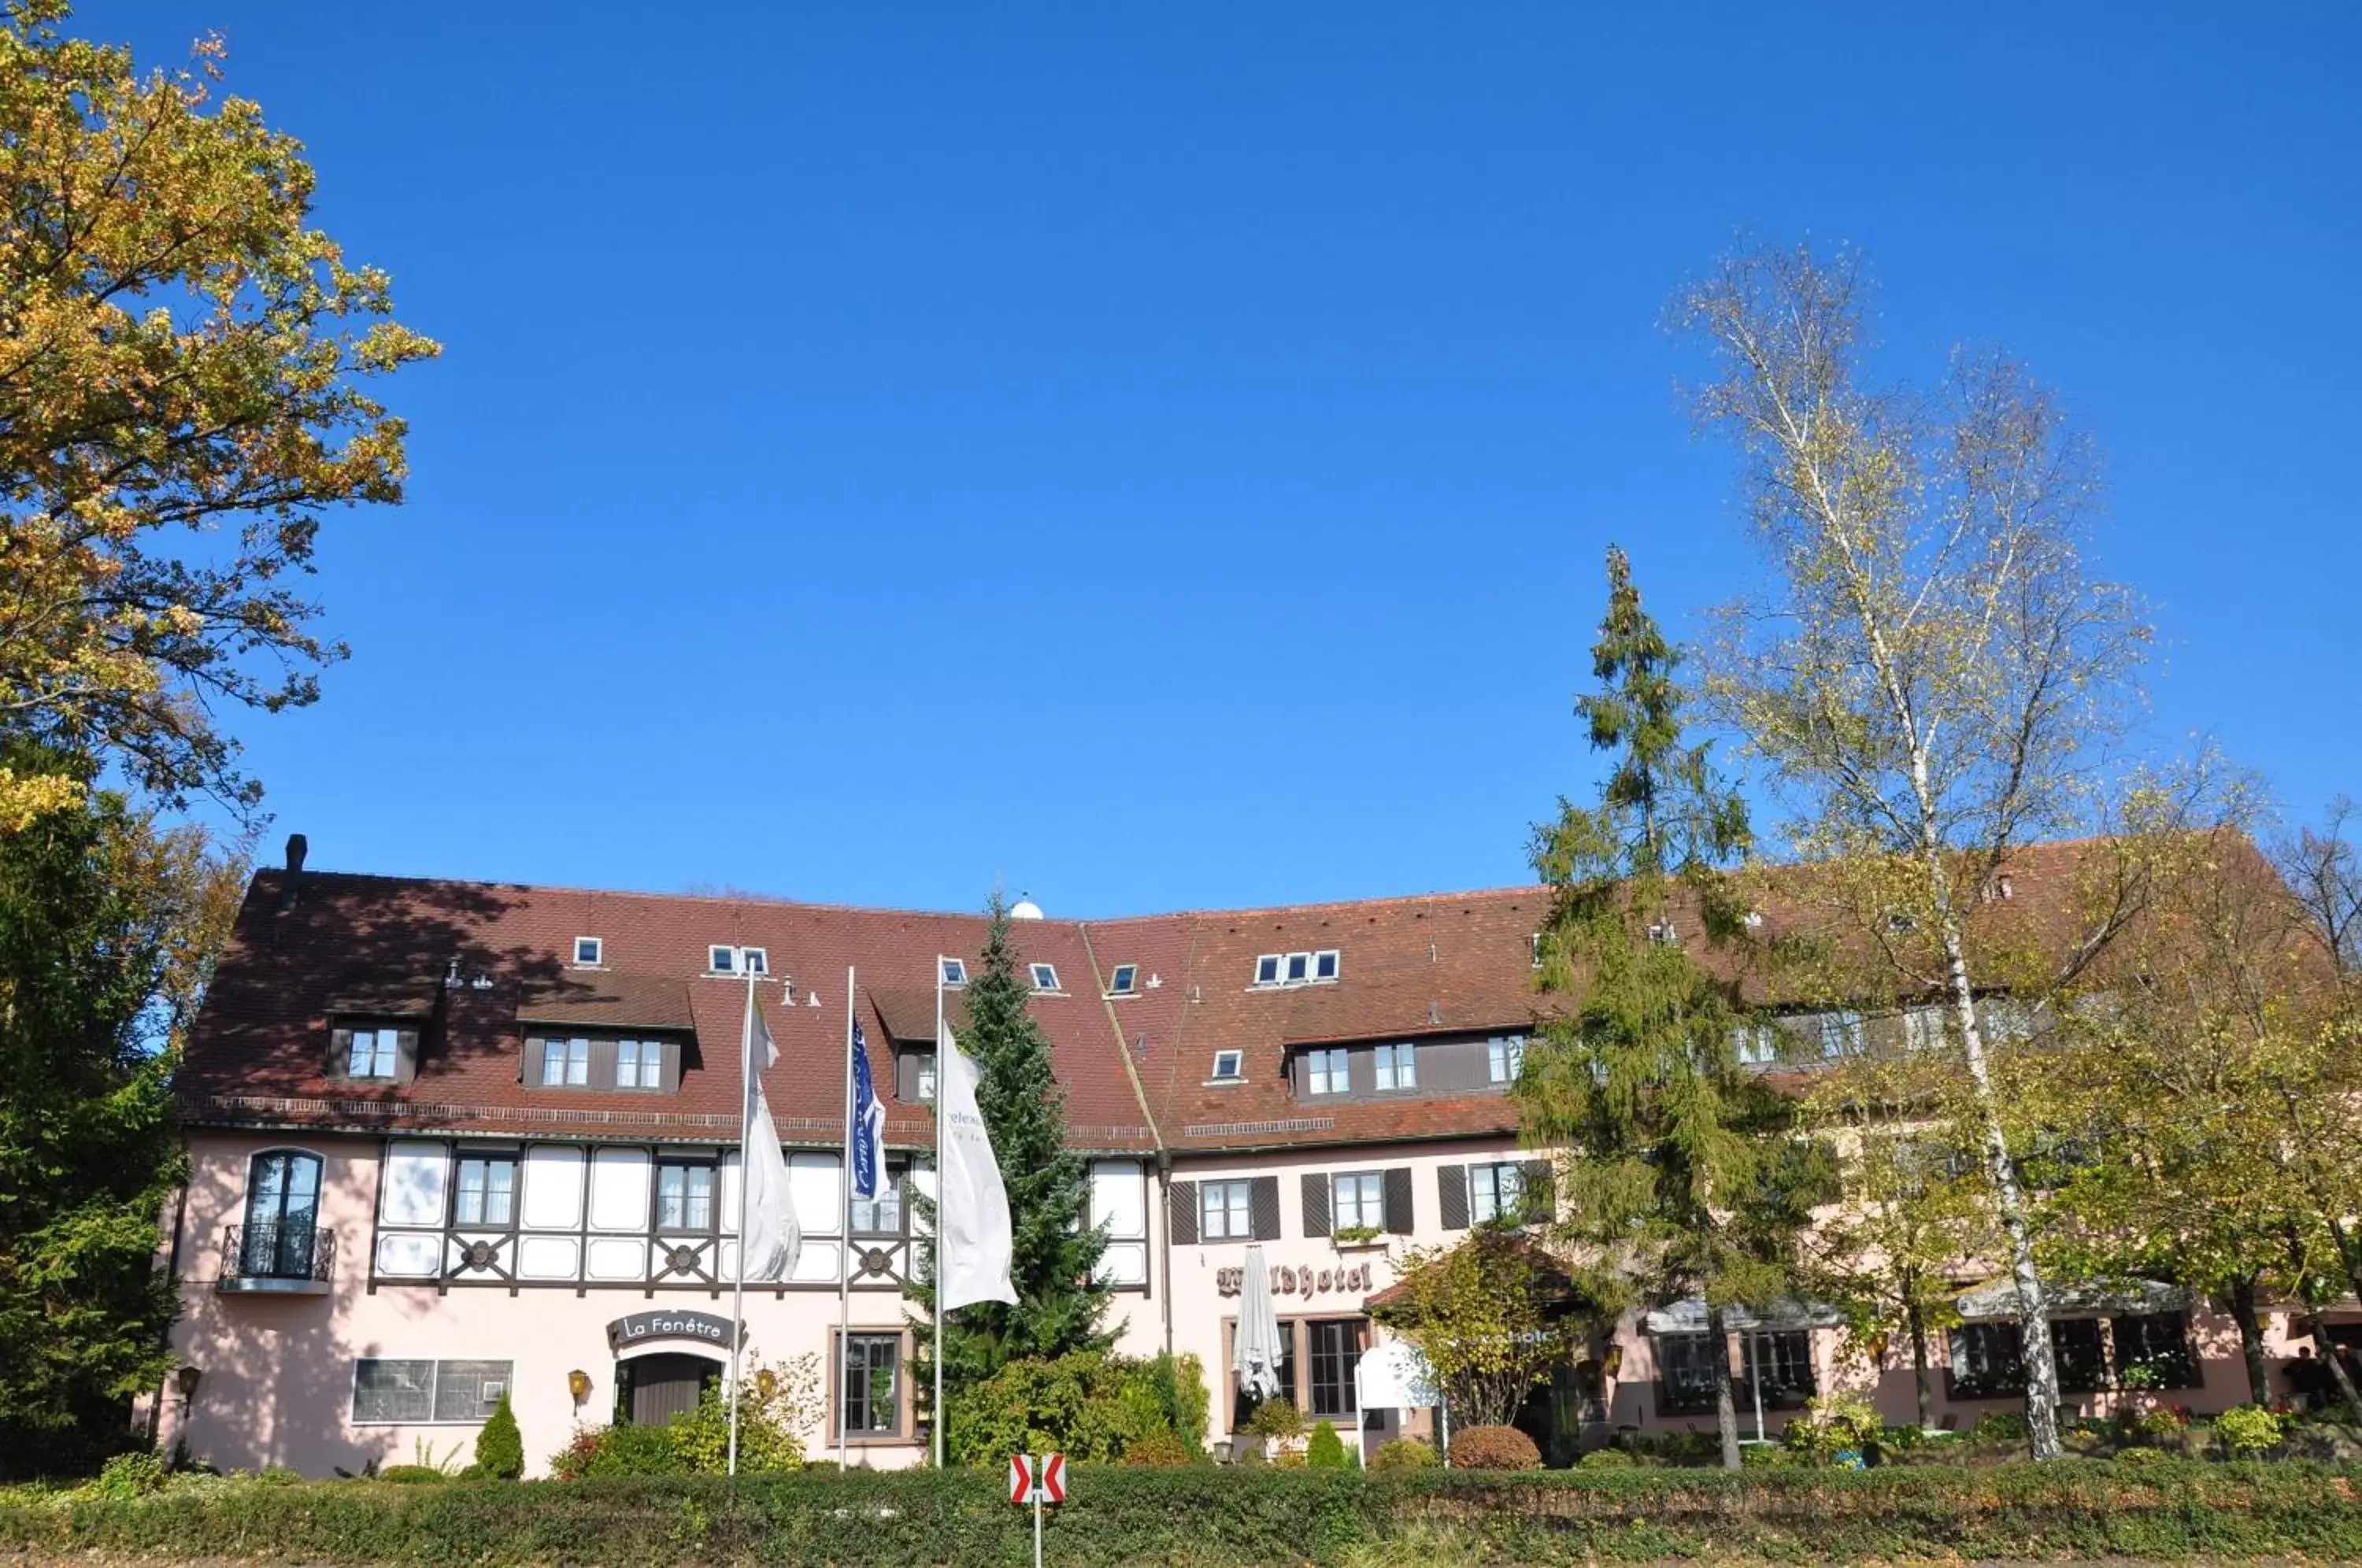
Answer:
[620,1353,720,1426]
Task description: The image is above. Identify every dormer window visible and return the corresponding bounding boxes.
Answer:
[1210,1050,1244,1082]
[1029,963,1062,993]
[1305,1047,1349,1096]
[347,1027,400,1080]
[709,945,738,975]
[1106,963,1139,997]
[1254,955,1281,987]
[941,958,967,988]
[572,936,604,968]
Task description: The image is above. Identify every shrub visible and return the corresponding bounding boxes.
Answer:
[91,1452,168,1500]
[1121,1431,1191,1467]
[954,1353,1192,1466]
[547,1422,688,1480]
[1971,1410,2029,1444]
[374,1466,449,1485]
[1579,1447,1637,1468]
[1783,1393,1885,1464]
[1447,1426,1540,1470]
[2217,1403,2287,1459]
[2116,1444,2174,1466]
[474,1391,524,1480]
[2131,1404,2189,1444]
[1246,1399,1305,1443]
[1370,1438,1438,1471]
[1306,1422,1350,1469]
[1148,1353,1212,1459]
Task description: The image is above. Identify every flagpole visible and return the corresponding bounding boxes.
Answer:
[837,964,856,1472]
[727,966,757,1477]
[933,956,946,1469]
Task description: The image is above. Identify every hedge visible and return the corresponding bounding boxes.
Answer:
[6,1460,2362,1564]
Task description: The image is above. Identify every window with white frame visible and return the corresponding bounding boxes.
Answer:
[1374,1042,1416,1091]
[940,957,967,987]
[1313,949,1339,981]
[1210,1050,1244,1083]
[1486,1034,1526,1084]
[1901,1006,1946,1052]
[352,1358,513,1425]
[740,947,768,976]
[708,945,738,974]
[1200,1178,1253,1240]
[572,936,603,967]
[1733,1022,1779,1066]
[541,1037,590,1086]
[454,1156,516,1226]
[655,1160,715,1232]
[1254,954,1282,986]
[346,1026,400,1080]
[1029,962,1061,993]
[1820,1011,1866,1057]
[616,1038,663,1089]
[1253,950,1339,989]
[1106,963,1139,997]
[1305,1047,1349,1096]
[1469,1161,1526,1224]
[1331,1172,1384,1231]
[1284,952,1311,984]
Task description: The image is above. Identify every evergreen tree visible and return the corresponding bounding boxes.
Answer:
[1518,546,1831,1470]
[910,894,1112,1455]
[473,1390,524,1479]
[0,745,241,1476]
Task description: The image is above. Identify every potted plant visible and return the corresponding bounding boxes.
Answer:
[1245,1397,1305,1462]
[1332,1225,1386,1251]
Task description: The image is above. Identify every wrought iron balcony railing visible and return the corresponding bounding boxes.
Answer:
[218,1220,335,1292]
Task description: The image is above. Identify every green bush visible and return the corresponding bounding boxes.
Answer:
[1306,1422,1349,1470]
[91,1452,167,1500]
[1971,1409,2028,1444]
[2116,1445,2174,1467]
[1246,1398,1305,1442]
[12,1463,2362,1565]
[374,1467,449,1485]
[1369,1438,1438,1471]
[547,1423,687,1480]
[1578,1447,1637,1468]
[474,1392,524,1481]
[1446,1425,1539,1470]
[1783,1393,1885,1464]
[953,1353,1198,1466]
[2217,1403,2287,1458]
[1120,1431,1191,1467]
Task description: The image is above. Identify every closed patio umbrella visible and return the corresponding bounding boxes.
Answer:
[1235,1243,1285,1408]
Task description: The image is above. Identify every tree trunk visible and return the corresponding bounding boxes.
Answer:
[1934,907,2064,1461]
[1709,1304,1742,1470]
[2225,1276,2271,1408]
[1907,1298,1934,1432]
[2302,1302,2362,1424]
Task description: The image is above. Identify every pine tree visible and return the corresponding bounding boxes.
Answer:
[1518,546,1831,1470]
[473,1390,524,1479]
[909,893,1112,1457]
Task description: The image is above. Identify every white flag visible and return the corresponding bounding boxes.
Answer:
[737,991,800,1282]
[935,1018,1016,1310]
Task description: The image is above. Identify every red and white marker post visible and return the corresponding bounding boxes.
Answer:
[1009,1452,1067,1568]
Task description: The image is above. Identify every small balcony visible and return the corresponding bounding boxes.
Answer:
[217,1221,336,1294]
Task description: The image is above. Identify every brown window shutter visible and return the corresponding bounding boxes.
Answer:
[1300,1174,1331,1238]
[660,1040,683,1093]
[1383,1167,1414,1234]
[520,1037,544,1087]
[1168,1181,1199,1245]
[589,1037,619,1088]
[1250,1177,1282,1241]
[328,1026,354,1078]
[394,1029,421,1083]
[1437,1165,1470,1230]
[1520,1159,1555,1220]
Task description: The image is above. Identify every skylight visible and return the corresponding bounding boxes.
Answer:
[1210,1050,1244,1082]
[941,957,968,987]
[1106,963,1139,997]
[1029,962,1062,993]
[573,936,603,968]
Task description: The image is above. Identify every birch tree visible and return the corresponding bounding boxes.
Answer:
[1679,242,2149,1459]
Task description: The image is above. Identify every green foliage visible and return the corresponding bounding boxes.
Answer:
[1244,1398,1304,1443]
[909,896,1113,1446]
[1306,1422,1349,1469]
[2218,1403,2288,1458]
[473,1392,524,1481]
[374,1468,450,1486]
[91,1452,167,1499]
[1578,1447,1638,1468]
[0,746,242,1477]
[947,1353,1195,1468]
[1374,1233,1577,1429]
[547,1357,817,1480]
[1781,1394,1885,1464]
[10,1463,2362,1564]
[1120,1431,1190,1467]
[1369,1438,1438,1471]
[1150,1353,1210,1459]
[547,1424,686,1481]
[1447,1425,1542,1470]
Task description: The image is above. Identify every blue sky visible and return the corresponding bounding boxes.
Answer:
[87,2,2362,916]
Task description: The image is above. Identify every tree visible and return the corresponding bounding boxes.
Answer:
[909,894,1112,1449]
[1519,545,1828,1470]
[473,1389,524,1480]
[1,2,437,821]
[0,744,242,1475]
[1680,242,2151,1460]
[1371,1232,1579,1430]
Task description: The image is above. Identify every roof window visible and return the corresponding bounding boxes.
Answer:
[1254,954,1281,986]
[572,936,603,968]
[708,945,737,974]
[1253,949,1342,989]
[1029,963,1062,994]
[1106,963,1139,997]
[1210,1050,1244,1082]
[941,957,968,987]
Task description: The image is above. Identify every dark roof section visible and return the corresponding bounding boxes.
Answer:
[516,973,698,1031]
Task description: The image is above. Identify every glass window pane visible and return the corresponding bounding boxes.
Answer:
[431,1359,513,1423]
[353,1359,436,1423]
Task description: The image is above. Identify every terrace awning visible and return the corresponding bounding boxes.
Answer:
[1642,1296,1845,1334]
[1953,1277,2189,1322]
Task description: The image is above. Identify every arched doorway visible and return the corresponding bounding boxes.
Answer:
[616,1352,722,1426]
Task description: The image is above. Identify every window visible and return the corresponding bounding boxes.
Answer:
[1308,1319,1367,1418]
[1531,931,1545,968]
[1374,1042,1416,1091]
[1029,962,1061,993]
[1901,1007,1946,1052]
[656,1161,715,1232]
[850,1165,905,1236]
[1312,949,1339,982]
[346,1027,400,1080]
[1469,1162,1526,1225]
[1253,954,1282,986]
[740,947,768,976]
[1742,1329,1816,1407]
[1210,1050,1244,1083]
[708,945,738,974]
[841,1333,901,1437]
[2053,1316,2108,1392]
[573,936,603,967]
[352,1358,513,1425]
[1820,1011,1865,1057]
[1949,1322,2027,1399]
[2112,1311,2198,1389]
[1980,997,2038,1042]
[912,1053,937,1104]
[454,1156,516,1227]
[940,957,967,986]
[1657,1333,1722,1412]
[1648,920,1679,946]
[1487,1034,1526,1084]
[1231,1326,1298,1428]
[1331,1172,1384,1231]
[239,1150,323,1278]
[615,1037,663,1089]
[541,1036,590,1086]
[1305,1048,1349,1096]
[1734,1023,1779,1066]
[1201,1179,1253,1240]
[1106,963,1139,997]
[1284,952,1311,984]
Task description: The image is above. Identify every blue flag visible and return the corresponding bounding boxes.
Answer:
[850,1020,887,1201]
